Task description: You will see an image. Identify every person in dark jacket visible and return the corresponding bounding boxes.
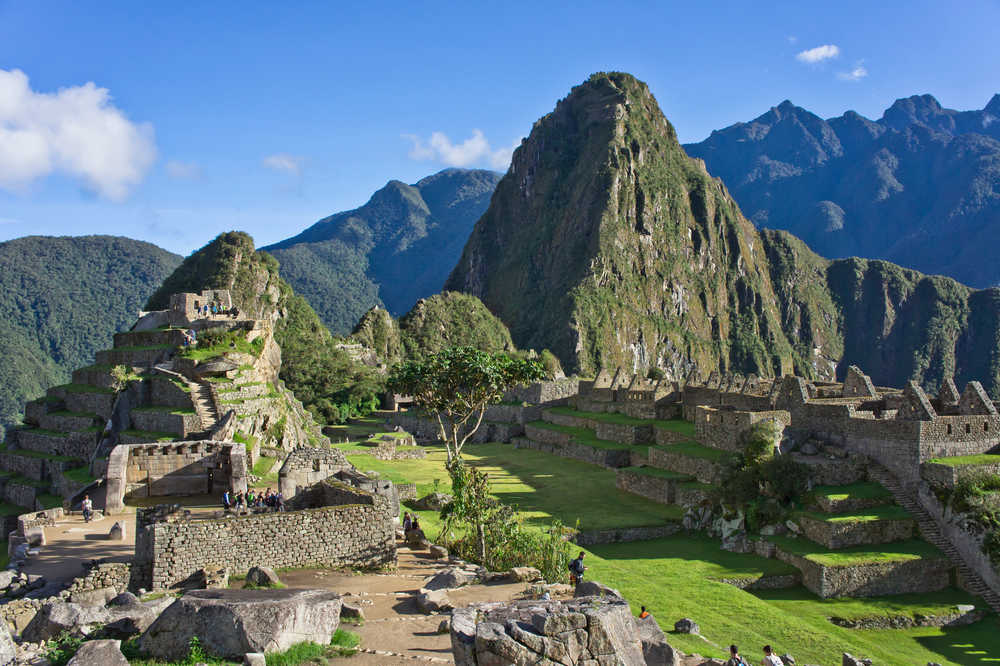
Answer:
[569,551,586,584]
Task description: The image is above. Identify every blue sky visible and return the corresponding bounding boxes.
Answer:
[0,0,998,255]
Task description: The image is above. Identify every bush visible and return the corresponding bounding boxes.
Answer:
[42,632,83,666]
[539,349,564,379]
[646,367,665,380]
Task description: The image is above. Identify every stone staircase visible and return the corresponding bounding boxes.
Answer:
[868,464,1000,613]
[190,381,220,433]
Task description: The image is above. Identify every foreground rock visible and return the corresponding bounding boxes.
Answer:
[417,588,453,614]
[66,639,128,666]
[423,566,477,591]
[573,580,623,599]
[245,566,282,588]
[413,492,452,511]
[0,622,13,666]
[451,596,646,665]
[636,615,680,666]
[22,595,173,642]
[138,589,342,660]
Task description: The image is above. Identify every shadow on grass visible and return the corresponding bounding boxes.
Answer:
[916,621,1000,663]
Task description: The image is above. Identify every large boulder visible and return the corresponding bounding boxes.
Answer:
[22,601,111,642]
[416,588,453,614]
[413,492,452,511]
[66,639,128,666]
[507,566,542,582]
[245,566,282,588]
[0,622,13,666]
[451,597,645,666]
[635,615,680,666]
[423,567,477,591]
[138,588,342,660]
[573,580,623,599]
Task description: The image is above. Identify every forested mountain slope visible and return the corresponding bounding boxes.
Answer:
[0,235,181,428]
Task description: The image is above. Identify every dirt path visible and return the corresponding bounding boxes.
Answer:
[278,545,544,665]
[22,511,135,583]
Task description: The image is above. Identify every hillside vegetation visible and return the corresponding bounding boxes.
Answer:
[445,72,1000,395]
[263,168,501,334]
[0,235,180,428]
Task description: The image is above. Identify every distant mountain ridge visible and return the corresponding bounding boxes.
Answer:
[0,235,181,428]
[683,93,1000,287]
[263,168,502,334]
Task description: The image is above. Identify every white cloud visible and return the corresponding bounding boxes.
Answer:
[0,68,156,201]
[837,63,869,82]
[403,130,518,169]
[796,44,840,63]
[165,160,201,180]
[262,153,304,176]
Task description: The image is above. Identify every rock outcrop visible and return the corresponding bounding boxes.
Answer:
[138,589,342,660]
[450,597,646,665]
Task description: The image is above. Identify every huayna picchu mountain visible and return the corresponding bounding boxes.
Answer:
[262,168,501,335]
[683,94,1000,288]
[445,72,1000,396]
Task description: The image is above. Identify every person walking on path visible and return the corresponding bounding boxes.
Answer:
[222,490,231,512]
[568,551,586,585]
[81,495,93,523]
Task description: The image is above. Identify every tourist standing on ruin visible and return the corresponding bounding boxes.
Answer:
[81,495,93,523]
[222,490,231,512]
[568,551,586,584]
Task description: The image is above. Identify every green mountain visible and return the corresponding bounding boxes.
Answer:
[683,95,1000,288]
[0,235,181,428]
[262,168,502,334]
[445,72,1000,395]
[148,231,383,424]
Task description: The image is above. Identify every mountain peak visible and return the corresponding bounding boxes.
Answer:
[985,93,1000,116]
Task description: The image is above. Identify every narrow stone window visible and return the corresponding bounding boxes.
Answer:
[947,424,952,435]
[966,423,972,434]
[985,422,990,433]
[313,459,321,472]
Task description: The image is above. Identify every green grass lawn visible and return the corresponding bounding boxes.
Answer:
[121,429,180,442]
[928,454,1000,467]
[770,536,944,566]
[810,482,893,504]
[620,465,692,481]
[585,536,996,664]
[131,406,196,415]
[656,440,725,462]
[526,421,632,450]
[343,442,676,532]
[796,505,912,524]
[544,406,697,439]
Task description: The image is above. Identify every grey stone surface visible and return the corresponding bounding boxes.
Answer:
[245,566,281,588]
[450,597,644,665]
[423,567,476,591]
[66,639,128,666]
[412,492,452,511]
[635,614,680,666]
[340,600,365,621]
[0,621,13,666]
[138,588,342,660]
[506,566,542,582]
[573,580,623,599]
[243,654,266,666]
[416,588,453,614]
[674,617,700,634]
[428,544,448,560]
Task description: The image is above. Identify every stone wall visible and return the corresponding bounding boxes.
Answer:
[796,515,915,549]
[129,410,201,438]
[503,379,580,405]
[277,446,350,500]
[614,469,678,504]
[922,460,1000,489]
[512,437,632,469]
[594,422,653,446]
[134,495,395,590]
[653,427,691,446]
[694,407,791,452]
[647,448,720,484]
[574,523,682,545]
[149,378,194,410]
[776,546,951,597]
[121,442,242,498]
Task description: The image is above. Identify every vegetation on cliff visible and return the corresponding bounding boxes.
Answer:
[0,235,180,429]
[444,72,1000,396]
[150,232,383,424]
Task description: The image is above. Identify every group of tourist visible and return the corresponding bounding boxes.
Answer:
[222,488,284,513]
[198,302,239,318]
[401,511,422,535]
[724,644,784,666]
[181,328,197,347]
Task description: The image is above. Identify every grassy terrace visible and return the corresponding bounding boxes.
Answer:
[810,482,893,504]
[131,406,196,415]
[526,421,631,450]
[334,433,995,664]
[111,344,173,352]
[63,466,96,485]
[769,536,944,567]
[121,429,180,442]
[655,440,725,462]
[796,505,912,524]
[1,448,81,462]
[927,453,1000,467]
[24,428,68,438]
[620,465,692,481]
[342,442,675,532]
[48,409,99,419]
[544,406,697,437]
[58,383,114,394]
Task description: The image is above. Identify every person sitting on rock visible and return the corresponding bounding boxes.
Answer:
[81,495,93,523]
[726,645,748,666]
[402,512,412,533]
[761,645,783,666]
[568,551,586,584]
[638,606,650,619]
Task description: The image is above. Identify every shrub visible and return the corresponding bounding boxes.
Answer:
[646,366,665,381]
[42,632,83,666]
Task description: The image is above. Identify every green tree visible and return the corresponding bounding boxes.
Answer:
[387,346,544,462]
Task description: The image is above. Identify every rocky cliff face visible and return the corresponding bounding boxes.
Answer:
[445,72,1000,395]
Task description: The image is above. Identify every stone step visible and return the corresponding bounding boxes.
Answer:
[39,410,101,433]
[795,509,916,550]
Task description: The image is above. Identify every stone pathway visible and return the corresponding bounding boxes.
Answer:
[276,545,546,665]
[21,512,135,584]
